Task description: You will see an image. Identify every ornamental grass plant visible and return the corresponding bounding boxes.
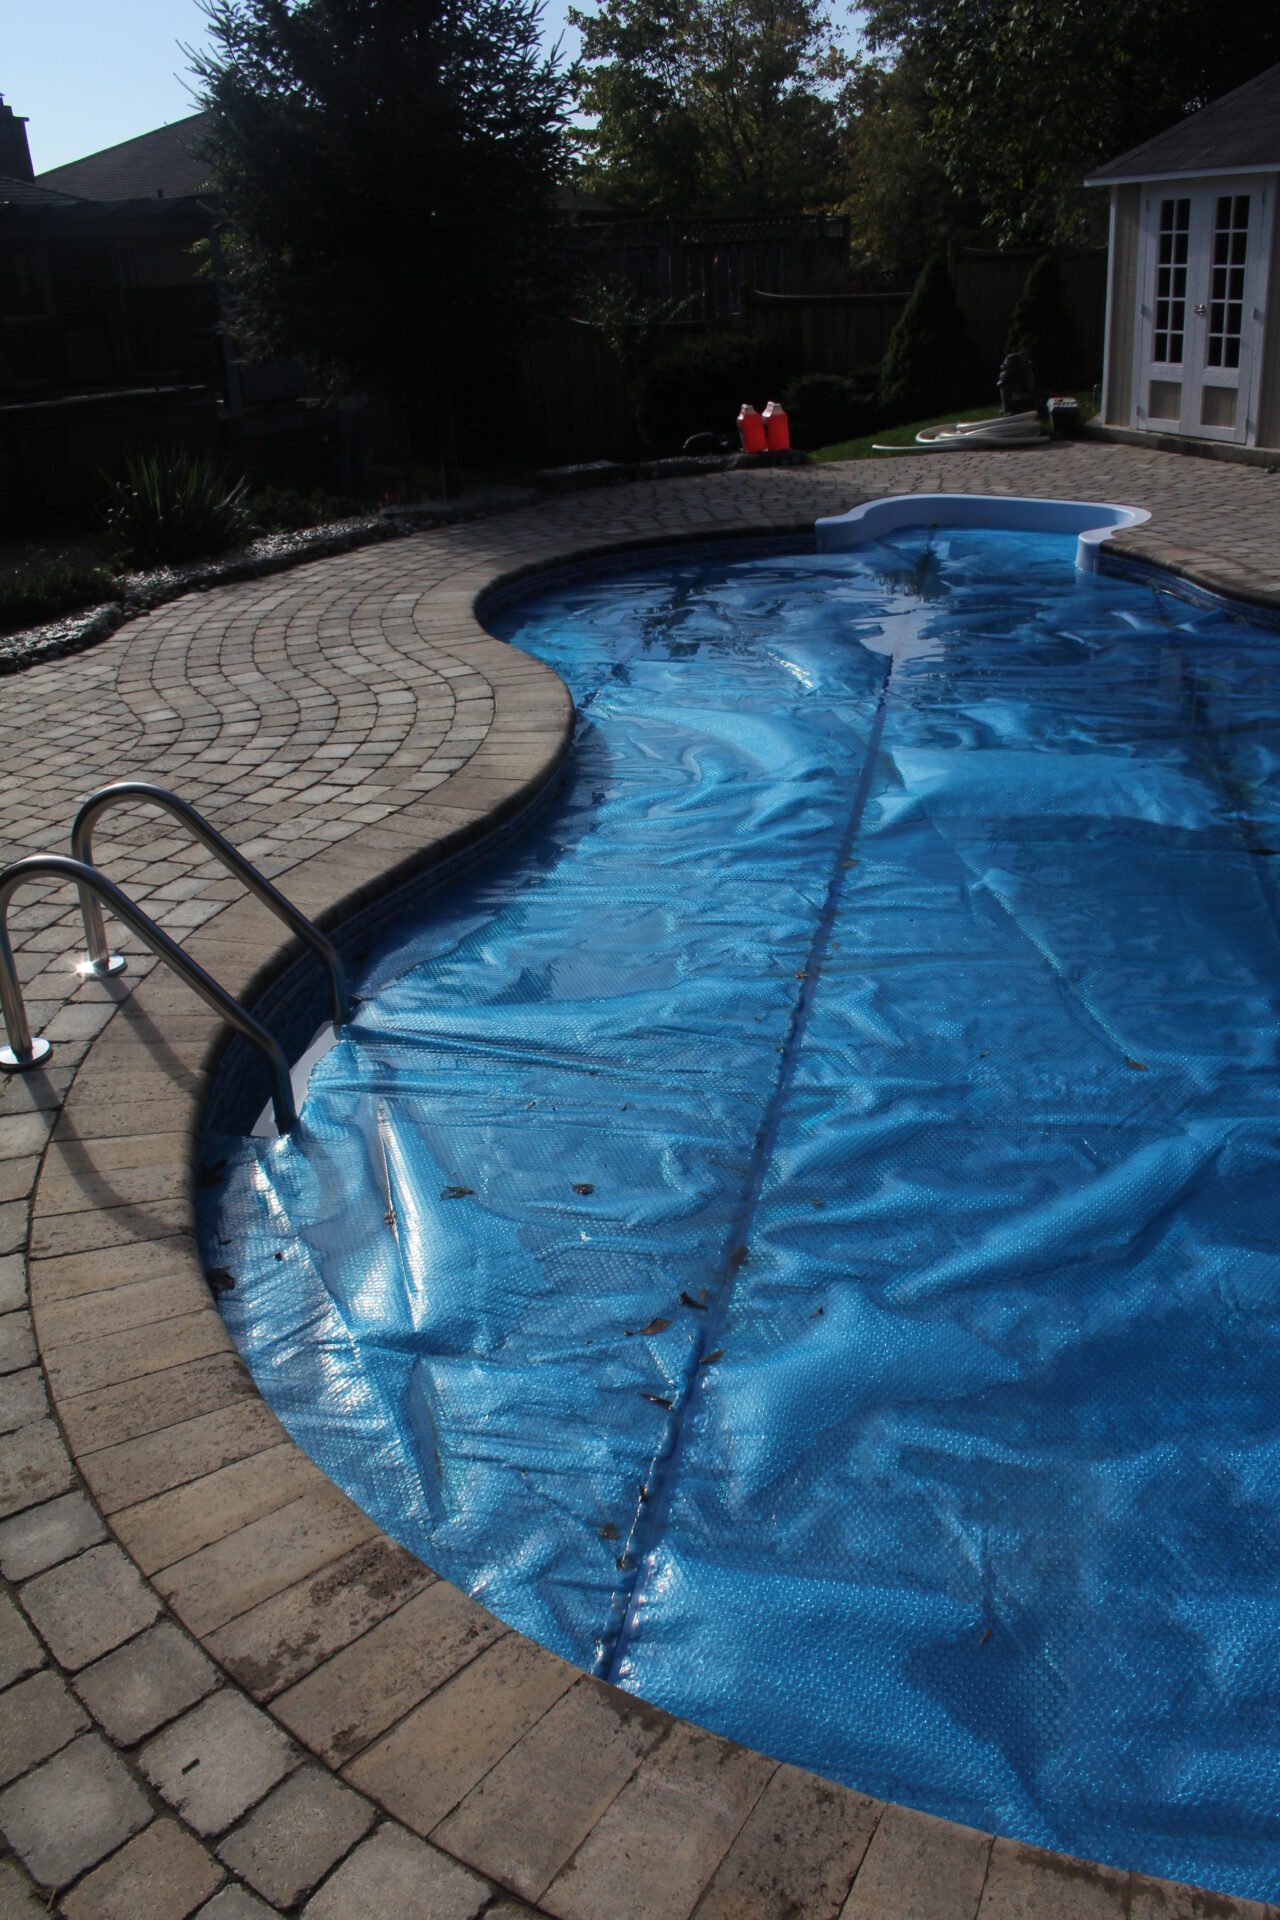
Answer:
[99,451,253,570]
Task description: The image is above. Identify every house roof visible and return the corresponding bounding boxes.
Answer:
[1086,63,1280,185]
[0,174,80,209]
[37,110,214,201]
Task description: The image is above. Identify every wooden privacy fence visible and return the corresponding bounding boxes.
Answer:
[519,320,633,465]
[741,286,908,373]
[742,251,1107,385]
[568,214,852,324]
[517,247,1110,462]
[953,246,1108,383]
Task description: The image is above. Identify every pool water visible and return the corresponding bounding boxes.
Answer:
[202,527,1280,1900]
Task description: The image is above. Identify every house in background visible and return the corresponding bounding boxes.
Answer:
[0,102,370,517]
[2,101,225,397]
[0,100,229,514]
[1087,63,1280,450]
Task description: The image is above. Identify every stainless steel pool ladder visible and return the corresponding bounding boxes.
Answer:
[0,783,352,1133]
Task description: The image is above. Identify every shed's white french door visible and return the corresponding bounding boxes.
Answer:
[1133,177,1272,444]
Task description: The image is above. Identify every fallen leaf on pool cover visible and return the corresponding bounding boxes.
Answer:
[572,1182,594,1194]
[699,1350,725,1367]
[639,1317,671,1335]
[599,1522,619,1540]
[205,1267,236,1296]
[680,1290,707,1311]
[640,1392,673,1408]
[1124,1058,1148,1071]
[440,1185,474,1199]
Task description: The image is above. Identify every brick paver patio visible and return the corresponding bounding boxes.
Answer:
[2,444,1279,1919]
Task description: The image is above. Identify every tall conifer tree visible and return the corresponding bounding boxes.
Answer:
[193,0,568,471]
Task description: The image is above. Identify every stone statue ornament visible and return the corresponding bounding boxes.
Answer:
[998,350,1041,418]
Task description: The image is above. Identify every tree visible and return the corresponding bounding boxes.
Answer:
[1005,253,1081,389]
[878,251,978,417]
[191,0,569,478]
[838,49,960,286]
[857,0,1280,247]
[568,0,853,215]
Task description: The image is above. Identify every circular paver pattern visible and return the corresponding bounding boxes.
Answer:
[3,448,1280,1920]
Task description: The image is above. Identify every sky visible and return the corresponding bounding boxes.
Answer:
[5,0,579,175]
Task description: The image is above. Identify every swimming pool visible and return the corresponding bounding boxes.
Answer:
[201,515,1280,1901]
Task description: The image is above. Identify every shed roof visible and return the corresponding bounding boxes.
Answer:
[1085,62,1280,185]
[37,111,213,201]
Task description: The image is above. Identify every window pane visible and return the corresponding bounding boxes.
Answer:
[1217,195,1231,225]
[1176,199,1190,229]
[1170,331,1184,361]
[1212,266,1227,299]
[1201,385,1237,428]
[1214,230,1230,264]
[1229,266,1245,299]
[1234,195,1249,226]
[1225,337,1240,368]
[1149,378,1181,418]
[1172,266,1186,297]
[1208,337,1223,366]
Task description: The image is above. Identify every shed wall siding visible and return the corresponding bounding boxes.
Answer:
[1256,187,1280,447]
[1104,185,1141,424]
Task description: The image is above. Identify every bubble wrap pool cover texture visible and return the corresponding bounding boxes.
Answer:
[201,530,1280,1901]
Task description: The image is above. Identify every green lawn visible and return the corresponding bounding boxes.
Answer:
[812,390,1099,464]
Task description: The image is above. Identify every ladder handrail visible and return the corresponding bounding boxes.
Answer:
[71,783,350,1029]
[0,855,298,1133]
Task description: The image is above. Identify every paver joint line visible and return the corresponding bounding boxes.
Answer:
[1,458,1278,1920]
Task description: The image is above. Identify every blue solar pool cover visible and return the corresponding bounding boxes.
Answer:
[201,528,1280,1900]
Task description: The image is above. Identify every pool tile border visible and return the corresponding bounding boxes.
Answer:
[6,453,1280,1917]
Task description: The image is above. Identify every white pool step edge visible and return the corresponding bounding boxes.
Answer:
[814,493,1151,573]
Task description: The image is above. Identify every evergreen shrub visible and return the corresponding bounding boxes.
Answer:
[781,372,887,449]
[1005,254,1084,390]
[641,330,792,451]
[878,253,980,420]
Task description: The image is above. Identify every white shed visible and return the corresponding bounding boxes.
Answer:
[1086,63,1280,449]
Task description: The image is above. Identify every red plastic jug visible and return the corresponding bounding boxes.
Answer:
[762,400,790,451]
[737,403,766,453]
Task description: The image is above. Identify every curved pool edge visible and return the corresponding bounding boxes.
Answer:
[23,506,1280,1920]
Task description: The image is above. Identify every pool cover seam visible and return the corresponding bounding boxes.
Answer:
[601,646,898,1682]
